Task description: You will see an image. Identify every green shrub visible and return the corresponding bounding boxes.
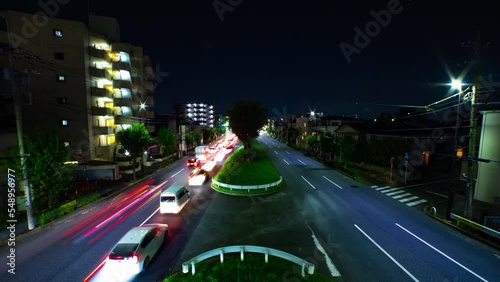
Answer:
[76,191,101,208]
[38,192,100,225]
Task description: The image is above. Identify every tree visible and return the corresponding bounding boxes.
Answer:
[227,100,267,155]
[338,136,357,168]
[192,131,202,146]
[157,127,176,156]
[18,129,74,211]
[116,123,152,181]
[184,132,194,150]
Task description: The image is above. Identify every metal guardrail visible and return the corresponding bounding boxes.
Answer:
[451,213,500,240]
[212,177,282,191]
[182,245,315,277]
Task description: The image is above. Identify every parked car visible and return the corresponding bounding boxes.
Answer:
[187,158,200,168]
[106,223,168,274]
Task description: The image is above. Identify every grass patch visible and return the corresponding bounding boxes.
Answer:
[212,182,284,195]
[214,140,280,186]
[164,253,340,282]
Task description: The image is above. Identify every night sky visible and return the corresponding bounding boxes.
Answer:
[3,0,500,118]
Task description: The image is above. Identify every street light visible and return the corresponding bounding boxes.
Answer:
[446,79,462,220]
[310,111,318,155]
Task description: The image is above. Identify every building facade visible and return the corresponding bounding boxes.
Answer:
[0,10,155,163]
[174,102,215,127]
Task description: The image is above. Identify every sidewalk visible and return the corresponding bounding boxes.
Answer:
[0,160,175,246]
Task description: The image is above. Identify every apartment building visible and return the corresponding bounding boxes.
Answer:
[174,102,215,127]
[0,10,155,163]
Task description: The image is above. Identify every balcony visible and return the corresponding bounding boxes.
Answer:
[89,47,110,60]
[111,43,130,53]
[112,61,131,71]
[145,110,155,119]
[113,80,132,90]
[93,126,114,135]
[114,97,133,107]
[131,60,142,69]
[144,66,154,80]
[131,76,142,86]
[91,87,112,98]
[144,81,154,93]
[114,115,132,125]
[92,107,114,116]
[90,67,112,80]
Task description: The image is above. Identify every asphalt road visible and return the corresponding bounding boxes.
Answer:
[1,133,499,282]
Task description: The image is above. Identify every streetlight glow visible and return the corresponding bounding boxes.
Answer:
[451,79,462,90]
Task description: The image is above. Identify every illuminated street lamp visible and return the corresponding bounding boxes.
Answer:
[451,79,463,163]
[446,79,463,220]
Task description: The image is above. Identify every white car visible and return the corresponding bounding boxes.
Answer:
[188,168,209,186]
[106,223,168,274]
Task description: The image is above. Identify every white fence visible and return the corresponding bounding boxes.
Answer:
[212,177,282,192]
[182,245,315,277]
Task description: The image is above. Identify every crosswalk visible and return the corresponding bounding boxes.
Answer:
[370,185,428,207]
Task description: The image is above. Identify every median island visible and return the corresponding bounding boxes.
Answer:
[163,253,339,282]
[212,140,283,195]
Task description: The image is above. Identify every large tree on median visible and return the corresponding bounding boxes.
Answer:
[116,123,152,181]
[227,100,267,154]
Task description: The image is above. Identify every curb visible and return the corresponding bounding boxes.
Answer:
[425,211,500,251]
[210,182,284,196]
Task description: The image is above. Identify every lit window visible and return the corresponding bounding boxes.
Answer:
[54,29,63,37]
[57,75,65,82]
[62,120,68,126]
[64,142,69,147]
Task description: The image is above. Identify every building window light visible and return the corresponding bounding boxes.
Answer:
[57,75,65,82]
[53,29,63,37]
[62,120,68,126]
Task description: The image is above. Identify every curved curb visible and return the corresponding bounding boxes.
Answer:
[210,182,284,196]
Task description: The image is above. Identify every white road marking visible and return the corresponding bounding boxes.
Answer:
[140,207,160,226]
[370,185,378,188]
[393,193,412,199]
[396,223,488,282]
[322,176,342,189]
[400,196,419,203]
[381,187,404,194]
[171,168,184,177]
[283,159,290,165]
[386,190,406,196]
[375,186,391,191]
[307,225,340,277]
[301,176,316,189]
[407,199,427,206]
[355,224,419,282]
[274,150,278,154]
[298,159,307,165]
[286,151,290,154]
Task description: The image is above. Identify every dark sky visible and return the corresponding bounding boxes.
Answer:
[3,0,500,118]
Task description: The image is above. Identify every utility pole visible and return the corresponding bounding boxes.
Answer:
[5,41,36,229]
[462,33,488,220]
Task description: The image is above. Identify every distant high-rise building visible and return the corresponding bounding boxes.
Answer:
[174,103,215,127]
[0,10,155,162]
